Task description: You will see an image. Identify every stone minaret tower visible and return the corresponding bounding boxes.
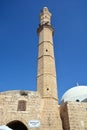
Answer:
[37,7,58,100]
[37,7,63,130]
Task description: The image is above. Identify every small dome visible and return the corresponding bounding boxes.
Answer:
[44,7,48,9]
[61,85,87,104]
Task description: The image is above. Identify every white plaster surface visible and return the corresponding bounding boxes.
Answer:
[61,86,87,103]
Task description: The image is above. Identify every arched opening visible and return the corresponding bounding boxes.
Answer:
[7,120,28,130]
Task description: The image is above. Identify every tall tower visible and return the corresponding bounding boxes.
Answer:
[37,7,58,100]
[37,8,63,130]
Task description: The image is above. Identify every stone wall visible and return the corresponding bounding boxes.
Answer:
[0,91,63,130]
[67,102,87,130]
[60,102,87,130]
[0,91,41,128]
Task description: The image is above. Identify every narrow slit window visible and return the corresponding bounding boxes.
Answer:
[46,49,48,52]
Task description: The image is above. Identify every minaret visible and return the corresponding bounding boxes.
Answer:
[37,7,58,100]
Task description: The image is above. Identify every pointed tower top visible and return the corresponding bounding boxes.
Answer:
[41,7,49,13]
[43,7,48,10]
[40,7,51,26]
[43,7,48,8]
[37,7,54,35]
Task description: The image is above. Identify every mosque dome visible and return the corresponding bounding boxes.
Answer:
[61,85,87,104]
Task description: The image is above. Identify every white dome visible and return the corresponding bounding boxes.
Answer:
[61,85,87,103]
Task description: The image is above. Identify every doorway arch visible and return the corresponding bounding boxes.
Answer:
[7,120,28,130]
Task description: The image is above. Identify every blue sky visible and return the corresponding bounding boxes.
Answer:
[0,0,87,101]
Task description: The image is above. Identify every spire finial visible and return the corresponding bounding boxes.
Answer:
[76,82,79,86]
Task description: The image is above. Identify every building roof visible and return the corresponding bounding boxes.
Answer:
[61,85,87,104]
